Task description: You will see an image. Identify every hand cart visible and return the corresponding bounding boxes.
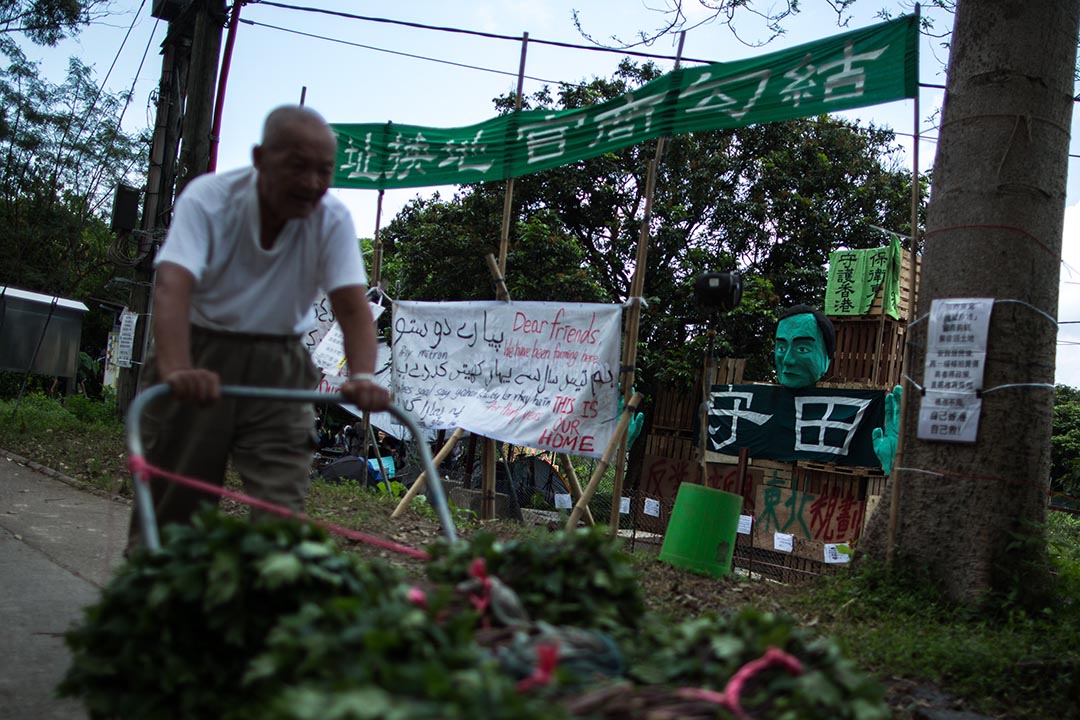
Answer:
[126,384,457,551]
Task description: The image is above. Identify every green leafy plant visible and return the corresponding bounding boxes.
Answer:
[627,608,890,720]
[249,589,562,720]
[60,510,404,719]
[425,527,644,637]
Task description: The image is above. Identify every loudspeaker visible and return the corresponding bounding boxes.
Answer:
[111,184,141,232]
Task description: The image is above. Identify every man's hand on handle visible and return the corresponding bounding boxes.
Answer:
[163,368,222,405]
[340,377,391,412]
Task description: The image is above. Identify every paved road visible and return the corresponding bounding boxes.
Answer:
[0,452,130,720]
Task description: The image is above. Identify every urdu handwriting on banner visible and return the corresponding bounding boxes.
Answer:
[331,15,918,190]
[392,301,623,458]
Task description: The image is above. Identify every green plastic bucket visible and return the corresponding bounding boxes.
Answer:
[658,483,742,578]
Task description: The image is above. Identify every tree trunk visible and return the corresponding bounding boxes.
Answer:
[862,0,1080,604]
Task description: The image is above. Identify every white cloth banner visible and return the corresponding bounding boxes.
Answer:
[392,301,622,458]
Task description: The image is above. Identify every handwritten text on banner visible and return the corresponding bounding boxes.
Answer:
[392,301,622,458]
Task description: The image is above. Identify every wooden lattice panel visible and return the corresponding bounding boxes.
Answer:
[826,317,907,389]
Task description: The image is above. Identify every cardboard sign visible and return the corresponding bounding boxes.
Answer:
[753,485,866,561]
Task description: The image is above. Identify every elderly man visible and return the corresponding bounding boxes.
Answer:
[131,105,389,543]
[774,304,900,473]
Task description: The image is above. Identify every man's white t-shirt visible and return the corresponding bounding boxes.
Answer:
[155,167,367,335]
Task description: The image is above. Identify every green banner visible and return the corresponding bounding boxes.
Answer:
[707,384,886,467]
[824,235,902,317]
[331,15,918,190]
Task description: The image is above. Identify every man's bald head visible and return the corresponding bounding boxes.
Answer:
[252,105,338,224]
[260,105,336,151]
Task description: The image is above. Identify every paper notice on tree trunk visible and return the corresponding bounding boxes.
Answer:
[737,514,753,535]
[917,298,992,443]
[116,308,138,368]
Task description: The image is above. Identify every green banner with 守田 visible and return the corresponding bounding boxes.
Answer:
[331,14,919,190]
[824,235,902,318]
[707,384,886,467]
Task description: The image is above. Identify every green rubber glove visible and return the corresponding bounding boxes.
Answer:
[872,385,902,475]
[618,390,645,449]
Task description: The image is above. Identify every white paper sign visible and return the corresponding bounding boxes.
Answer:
[303,295,337,353]
[312,304,386,376]
[917,298,992,443]
[737,514,753,535]
[774,532,794,552]
[823,543,852,564]
[116,308,138,368]
[619,496,631,514]
[554,493,573,509]
[312,323,347,375]
[918,392,983,443]
[392,301,622,458]
[643,497,661,517]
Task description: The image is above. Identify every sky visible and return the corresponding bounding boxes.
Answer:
[17,0,1080,384]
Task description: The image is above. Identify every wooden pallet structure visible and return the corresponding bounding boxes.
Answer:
[635,249,920,580]
[826,247,921,389]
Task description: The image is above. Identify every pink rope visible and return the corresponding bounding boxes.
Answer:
[467,557,493,627]
[516,642,560,692]
[677,646,804,720]
[128,455,430,561]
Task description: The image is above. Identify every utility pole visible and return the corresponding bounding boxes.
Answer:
[115,0,227,415]
[176,0,227,197]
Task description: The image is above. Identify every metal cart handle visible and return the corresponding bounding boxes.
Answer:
[126,384,457,550]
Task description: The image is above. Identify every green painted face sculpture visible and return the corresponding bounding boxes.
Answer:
[775,313,830,389]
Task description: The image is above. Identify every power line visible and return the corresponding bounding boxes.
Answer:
[239,19,576,87]
[247,0,713,64]
[246,3,1080,160]
[54,0,148,184]
[87,14,161,216]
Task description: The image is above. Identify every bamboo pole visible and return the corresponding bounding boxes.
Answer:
[886,22,920,564]
[481,33,530,521]
[390,428,465,518]
[360,189,387,486]
[698,329,716,484]
[557,454,595,526]
[608,32,686,533]
[486,253,510,302]
[497,32,529,273]
[568,392,644,530]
